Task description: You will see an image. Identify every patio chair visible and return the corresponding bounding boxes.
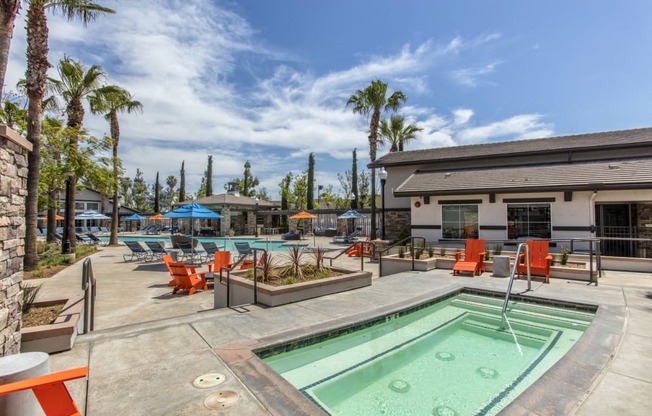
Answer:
[332,228,361,244]
[177,241,206,264]
[517,240,553,283]
[239,252,266,270]
[145,241,171,261]
[199,251,233,284]
[162,254,199,287]
[91,226,101,234]
[85,233,106,245]
[75,233,94,245]
[0,366,88,416]
[281,230,301,240]
[168,261,207,295]
[100,226,109,233]
[453,239,486,277]
[123,241,151,262]
[200,241,223,263]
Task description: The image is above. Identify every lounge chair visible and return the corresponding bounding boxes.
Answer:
[177,241,206,264]
[332,228,361,244]
[145,241,171,261]
[453,239,486,277]
[281,230,301,240]
[76,233,94,245]
[201,241,224,263]
[168,261,207,295]
[91,226,101,234]
[123,241,151,262]
[517,240,553,283]
[85,233,106,245]
[346,238,373,257]
[100,226,109,233]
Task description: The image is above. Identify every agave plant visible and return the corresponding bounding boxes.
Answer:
[21,283,41,313]
[311,246,328,273]
[283,246,304,280]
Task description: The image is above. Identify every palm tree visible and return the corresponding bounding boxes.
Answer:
[89,85,143,245]
[0,0,20,99]
[346,79,406,239]
[23,0,114,270]
[379,114,423,152]
[52,56,109,251]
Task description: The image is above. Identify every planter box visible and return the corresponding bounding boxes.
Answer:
[20,296,84,354]
[380,256,438,276]
[214,267,372,308]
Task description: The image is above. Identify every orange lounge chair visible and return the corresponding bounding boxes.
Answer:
[168,261,207,295]
[453,239,486,277]
[0,366,88,416]
[199,251,233,283]
[517,240,553,283]
[346,239,373,257]
[346,244,362,257]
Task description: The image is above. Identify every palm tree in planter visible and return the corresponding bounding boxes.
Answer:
[90,86,143,245]
[23,0,114,270]
[347,79,406,239]
[52,56,109,251]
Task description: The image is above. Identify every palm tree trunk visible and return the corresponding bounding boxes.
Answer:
[0,0,19,101]
[65,100,84,251]
[109,110,119,245]
[23,4,49,271]
[46,186,56,243]
[368,106,381,240]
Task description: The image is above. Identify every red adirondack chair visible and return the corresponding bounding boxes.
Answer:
[198,251,233,283]
[453,239,486,277]
[517,240,553,283]
[168,261,207,295]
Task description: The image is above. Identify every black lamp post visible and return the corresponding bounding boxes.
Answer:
[254,198,259,237]
[379,167,388,241]
[61,175,73,254]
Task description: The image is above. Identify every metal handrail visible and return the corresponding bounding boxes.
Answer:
[326,240,376,271]
[81,258,96,333]
[219,247,267,307]
[377,236,427,277]
[502,242,530,314]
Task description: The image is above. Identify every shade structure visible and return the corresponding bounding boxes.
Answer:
[337,210,365,219]
[289,211,317,219]
[124,214,146,221]
[75,210,110,220]
[149,213,169,220]
[163,202,223,250]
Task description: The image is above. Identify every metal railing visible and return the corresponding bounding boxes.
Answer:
[326,240,377,271]
[218,248,267,307]
[377,236,427,277]
[81,258,96,333]
[502,242,530,314]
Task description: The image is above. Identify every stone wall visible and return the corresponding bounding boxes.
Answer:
[384,210,411,241]
[0,126,32,356]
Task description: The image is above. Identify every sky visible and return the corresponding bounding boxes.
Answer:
[5,0,652,200]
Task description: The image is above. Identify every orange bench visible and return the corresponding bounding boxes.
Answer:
[0,366,88,416]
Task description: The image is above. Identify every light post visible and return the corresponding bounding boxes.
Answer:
[61,174,73,254]
[379,168,388,241]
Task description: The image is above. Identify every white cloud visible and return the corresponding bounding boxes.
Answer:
[450,62,500,87]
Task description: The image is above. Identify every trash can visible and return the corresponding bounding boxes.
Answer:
[492,255,511,277]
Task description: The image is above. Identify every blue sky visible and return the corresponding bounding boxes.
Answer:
[5,0,652,200]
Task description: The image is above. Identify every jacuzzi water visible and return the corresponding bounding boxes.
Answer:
[260,292,595,415]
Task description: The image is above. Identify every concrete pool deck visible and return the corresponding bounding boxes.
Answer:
[29,238,652,415]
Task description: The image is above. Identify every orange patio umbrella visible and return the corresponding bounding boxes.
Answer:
[289,211,317,244]
[40,214,64,220]
[149,213,170,220]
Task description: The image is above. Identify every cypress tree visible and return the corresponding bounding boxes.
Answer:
[154,171,160,213]
[307,152,315,210]
[206,155,213,196]
[351,149,359,209]
[179,161,186,202]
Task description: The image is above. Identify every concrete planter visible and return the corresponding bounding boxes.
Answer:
[380,255,438,276]
[214,267,372,308]
[20,296,83,354]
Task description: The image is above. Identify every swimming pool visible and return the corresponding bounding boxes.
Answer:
[259,291,595,415]
[101,235,299,252]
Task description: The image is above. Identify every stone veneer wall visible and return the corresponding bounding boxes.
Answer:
[0,126,32,356]
[384,210,411,241]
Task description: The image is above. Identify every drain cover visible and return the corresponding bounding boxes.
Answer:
[204,390,240,409]
[193,373,226,388]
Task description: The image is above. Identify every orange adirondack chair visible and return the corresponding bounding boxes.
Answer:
[239,253,266,270]
[163,254,200,287]
[517,240,553,283]
[453,239,486,277]
[0,366,88,416]
[168,261,207,295]
[346,239,373,257]
[199,251,233,283]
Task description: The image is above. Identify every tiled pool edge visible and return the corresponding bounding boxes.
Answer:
[215,283,626,416]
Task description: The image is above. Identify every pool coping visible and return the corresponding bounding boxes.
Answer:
[215,282,626,416]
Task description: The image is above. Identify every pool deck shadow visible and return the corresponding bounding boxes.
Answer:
[29,241,652,415]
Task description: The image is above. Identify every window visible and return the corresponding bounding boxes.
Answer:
[442,205,478,239]
[507,204,551,239]
[75,202,85,211]
[86,202,99,211]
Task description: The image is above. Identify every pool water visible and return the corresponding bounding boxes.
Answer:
[260,292,594,415]
[100,236,297,252]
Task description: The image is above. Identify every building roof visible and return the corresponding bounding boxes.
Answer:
[371,127,652,168]
[191,193,278,208]
[394,158,652,197]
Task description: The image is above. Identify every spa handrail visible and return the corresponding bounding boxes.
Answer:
[502,242,530,314]
[219,247,267,307]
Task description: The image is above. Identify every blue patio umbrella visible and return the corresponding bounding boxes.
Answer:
[124,214,146,221]
[337,210,365,219]
[163,202,223,242]
[75,210,110,220]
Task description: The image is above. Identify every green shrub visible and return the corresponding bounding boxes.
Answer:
[427,244,434,257]
[415,248,423,259]
[493,244,502,255]
[398,228,411,242]
[560,246,571,265]
[440,247,446,257]
[398,246,405,258]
